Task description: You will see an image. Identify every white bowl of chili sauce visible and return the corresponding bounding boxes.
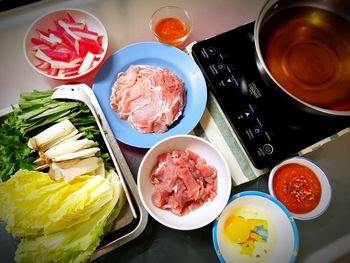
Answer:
[268,156,332,220]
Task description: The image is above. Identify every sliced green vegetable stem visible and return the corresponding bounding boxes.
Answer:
[1,88,113,181]
[19,89,55,100]
[31,102,80,120]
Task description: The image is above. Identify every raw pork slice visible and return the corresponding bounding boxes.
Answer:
[110,65,186,133]
[150,149,218,216]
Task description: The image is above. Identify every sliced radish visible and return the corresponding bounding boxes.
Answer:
[61,31,76,50]
[55,45,80,60]
[35,61,50,69]
[50,60,70,69]
[31,37,53,48]
[39,33,61,46]
[35,49,52,63]
[67,58,82,68]
[70,27,99,41]
[32,12,105,77]
[40,49,71,62]
[32,44,48,52]
[67,13,76,23]
[58,20,81,40]
[78,51,95,74]
[47,68,58,76]
[79,37,104,54]
[62,66,80,76]
[36,28,49,37]
[60,20,85,29]
[49,33,62,44]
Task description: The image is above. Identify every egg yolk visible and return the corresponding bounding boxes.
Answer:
[223,215,250,243]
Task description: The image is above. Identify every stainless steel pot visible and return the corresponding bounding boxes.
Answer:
[254,0,350,117]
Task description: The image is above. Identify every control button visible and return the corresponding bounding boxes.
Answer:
[207,47,216,55]
[224,76,234,86]
[243,109,253,119]
[237,109,254,120]
[262,144,274,155]
[253,125,264,136]
[217,63,226,71]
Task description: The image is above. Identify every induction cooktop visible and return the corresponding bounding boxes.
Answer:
[191,22,349,169]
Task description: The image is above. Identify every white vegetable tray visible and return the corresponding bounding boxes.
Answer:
[0,84,148,262]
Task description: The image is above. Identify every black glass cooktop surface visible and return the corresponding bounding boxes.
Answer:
[192,22,349,169]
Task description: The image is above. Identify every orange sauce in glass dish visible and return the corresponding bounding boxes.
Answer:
[272,163,321,214]
[154,17,188,46]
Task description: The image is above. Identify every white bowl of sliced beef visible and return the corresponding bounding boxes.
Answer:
[137,135,232,230]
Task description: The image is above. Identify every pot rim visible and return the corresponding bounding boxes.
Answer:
[254,0,350,117]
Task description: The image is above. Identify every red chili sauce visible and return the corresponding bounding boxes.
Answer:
[154,17,188,46]
[272,163,322,214]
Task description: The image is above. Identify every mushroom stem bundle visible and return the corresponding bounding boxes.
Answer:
[28,120,77,151]
[52,147,100,162]
[44,138,94,160]
[30,119,103,182]
[49,156,101,182]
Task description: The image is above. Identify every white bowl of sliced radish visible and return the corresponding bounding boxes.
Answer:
[24,8,108,81]
[138,135,232,230]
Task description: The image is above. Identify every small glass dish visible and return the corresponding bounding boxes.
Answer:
[149,6,192,47]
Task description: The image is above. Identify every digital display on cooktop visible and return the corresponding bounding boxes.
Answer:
[192,22,349,169]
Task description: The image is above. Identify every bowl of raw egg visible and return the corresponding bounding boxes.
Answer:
[149,6,192,47]
[268,156,332,220]
[213,191,299,263]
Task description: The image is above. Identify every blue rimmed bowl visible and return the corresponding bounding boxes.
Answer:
[213,191,299,263]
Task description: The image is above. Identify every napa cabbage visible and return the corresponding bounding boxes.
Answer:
[0,169,124,262]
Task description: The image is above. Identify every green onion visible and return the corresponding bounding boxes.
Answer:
[0,89,113,181]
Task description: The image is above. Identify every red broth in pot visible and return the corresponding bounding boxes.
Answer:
[260,6,350,110]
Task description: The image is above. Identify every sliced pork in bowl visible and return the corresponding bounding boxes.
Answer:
[137,134,232,230]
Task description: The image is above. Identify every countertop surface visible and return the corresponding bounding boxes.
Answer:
[1,0,350,262]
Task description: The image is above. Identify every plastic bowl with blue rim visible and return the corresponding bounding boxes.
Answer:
[213,191,299,263]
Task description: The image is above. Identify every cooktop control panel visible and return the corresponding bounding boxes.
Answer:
[192,22,349,169]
